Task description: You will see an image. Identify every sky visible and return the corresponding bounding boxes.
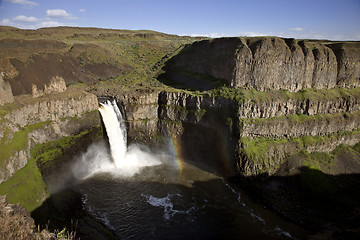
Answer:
[0,0,359,40]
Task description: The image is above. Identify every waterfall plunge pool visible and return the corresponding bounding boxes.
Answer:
[37,100,310,239]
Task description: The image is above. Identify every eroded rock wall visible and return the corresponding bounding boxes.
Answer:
[171,37,360,91]
[123,89,360,177]
[0,75,14,106]
[238,94,360,119]
[0,90,100,183]
[241,111,360,139]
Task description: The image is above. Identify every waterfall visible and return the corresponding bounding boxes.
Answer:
[99,100,127,168]
[98,100,160,174]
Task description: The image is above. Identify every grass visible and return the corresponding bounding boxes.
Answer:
[32,129,92,171]
[1,26,197,95]
[241,111,360,129]
[0,121,49,169]
[303,151,335,170]
[0,158,49,212]
[0,127,97,214]
[207,86,360,105]
[239,137,289,173]
[209,86,245,103]
[239,127,360,174]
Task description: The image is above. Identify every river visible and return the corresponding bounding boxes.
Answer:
[62,100,310,239]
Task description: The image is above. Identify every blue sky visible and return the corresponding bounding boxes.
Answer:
[0,0,359,40]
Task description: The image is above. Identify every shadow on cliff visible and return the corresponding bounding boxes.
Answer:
[157,42,229,91]
[157,103,239,178]
[175,121,238,178]
[231,167,360,239]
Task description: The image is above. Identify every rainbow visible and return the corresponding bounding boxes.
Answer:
[164,124,236,178]
[167,133,185,176]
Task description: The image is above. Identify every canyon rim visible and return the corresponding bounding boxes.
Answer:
[0,26,360,239]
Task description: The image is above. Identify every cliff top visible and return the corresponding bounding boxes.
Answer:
[1,26,360,98]
[0,26,200,96]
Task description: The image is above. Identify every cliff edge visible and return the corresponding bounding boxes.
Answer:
[161,37,360,91]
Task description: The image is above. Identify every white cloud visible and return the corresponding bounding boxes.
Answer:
[185,31,266,38]
[12,15,38,22]
[0,17,76,29]
[79,9,86,12]
[46,9,77,19]
[188,33,227,38]
[39,21,65,28]
[187,33,208,37]
[5,0,38,6]
[210,33,229,38]
[0,18,13,26]
[288,27,304,32]
[0,18,36,29]
[237,32,266,37]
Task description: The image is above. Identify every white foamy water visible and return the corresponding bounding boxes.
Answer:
[142,193,195,220]
[99,100,128,169]
[72,100,160,179]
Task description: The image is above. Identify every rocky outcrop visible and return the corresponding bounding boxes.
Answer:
[96,86,360,179]
[168,37,360,91]
[158,91,235,125]
[238,93,360,118]
[0,75,14,106]
[238,131,360,177]
[98,90,160,142]
[4,90,98,128]
[159,91,234,110]
[327,43,360,88]
[0,90,100,183]
[241,111,360,139]
[31,76,66,97]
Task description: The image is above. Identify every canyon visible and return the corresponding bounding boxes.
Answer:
[0,26,359,239]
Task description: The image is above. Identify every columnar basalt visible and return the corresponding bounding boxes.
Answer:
[169,37,360,92]
[0,90,100,183]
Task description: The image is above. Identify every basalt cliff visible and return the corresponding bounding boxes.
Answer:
[0,26,360,238]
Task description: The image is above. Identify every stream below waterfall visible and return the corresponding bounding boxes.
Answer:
[49,100,310,239]
[74,158,310,240]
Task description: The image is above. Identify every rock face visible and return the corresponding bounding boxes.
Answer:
[31,76,67,97]
[238,94,360,119]
[241,111,360,139]
[107,88,360,178]
[0,90,100,183]
[98,90,160,142]
[0,75,14,106]
[169,37,360,91]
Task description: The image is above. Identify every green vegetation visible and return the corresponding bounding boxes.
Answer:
[0,26,197,95]
[209,86,245,103]
[158,72,360,105]
[207,86,360,106]
[0,100,23,118]
[241,111,360,127]
[0,158,48,212]
[302,151,335,170]
[239,128,360,174]
[32,129,93,171]
[0,127,98,213]
[0,121,49,168]
[239,136,288,174]
[69,33,194,92]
